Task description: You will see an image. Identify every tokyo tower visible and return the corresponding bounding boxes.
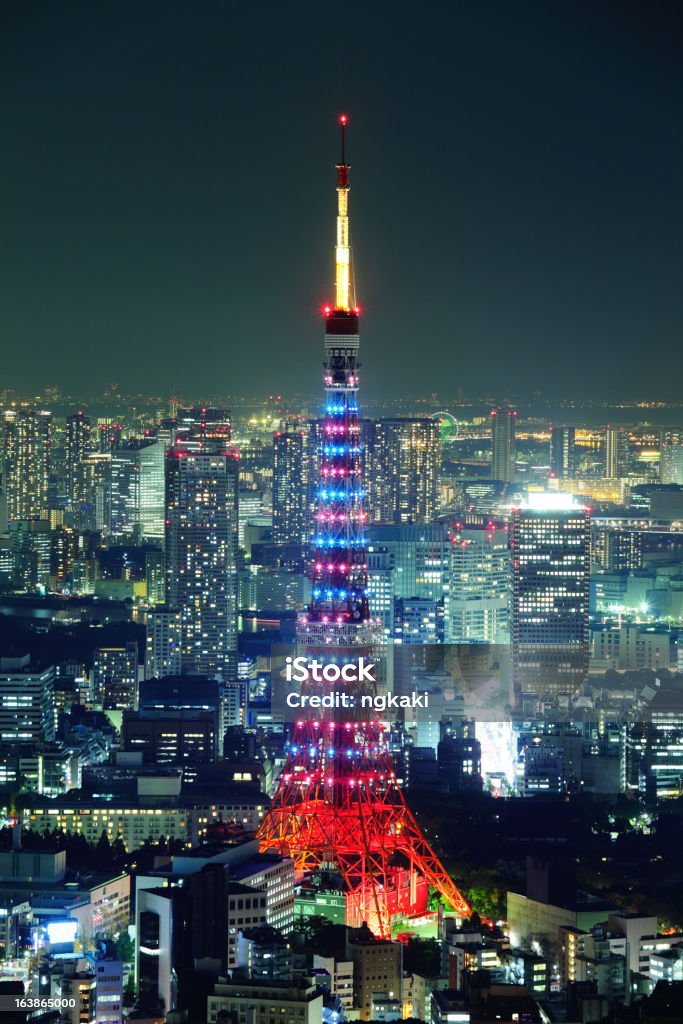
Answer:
[257,116,470,938]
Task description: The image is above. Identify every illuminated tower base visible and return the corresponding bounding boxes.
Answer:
[259,617,469,937]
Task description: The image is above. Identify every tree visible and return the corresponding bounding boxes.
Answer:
[292,915,330,943]
[402,938,440,976]
[116,932,135,964]
[95,830,114,869]
[122,977,136,1007]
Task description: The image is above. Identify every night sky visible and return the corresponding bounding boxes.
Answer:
[1,1,681,402]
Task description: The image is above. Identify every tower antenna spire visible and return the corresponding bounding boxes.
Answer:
[335,114,351,311]
[340,112,347,164]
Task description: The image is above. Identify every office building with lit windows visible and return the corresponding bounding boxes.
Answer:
[511,494,591,698]
[2,408,52,521]
[78,452,111,533]
[58,971,97,1024]
[111,448,139,540]
[626,680,683,800]
[366,548,395,638]
[93,643,139,710]
[0,655,55,745]
[145,548,166,604]
[591,523,643,571]
[9,518,52,591]
[238,487,263,547]
[490,407,516,483]
[122,708,217,764]
[145,607,182,679]
[347,927,403,1022]
[273,429,308,545]
[447,520,511,643]
[175,406,231,446]
[550,425,576,479]
[50,525,79,590]
[138,440,165,541]
[661,442,683,485]
[394,596,445,644]
[366,523,449,602]
[367,418,440,524]
[97,421,122,453]
[23,789,269,847]
[65,411,92,509]
[207,980,321,1024]
[604,427,629,479]
[165,416,239,679]
[111,439,164,541]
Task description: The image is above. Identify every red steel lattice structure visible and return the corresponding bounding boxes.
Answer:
[257,117,470,938]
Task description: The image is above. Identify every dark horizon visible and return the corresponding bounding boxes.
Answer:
[1,0,681,401]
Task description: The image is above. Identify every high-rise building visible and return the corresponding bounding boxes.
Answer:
[111,440,164,541]
[138,441,165,542]
[165,413,239,680]
[93,643,139,710]
[490,407,516,483]
[175,406,231,446]
[511,493,591,698]
[0,655,55,744]
[50,525,79,590]
[238,487,263,548]
[550,426,576,479]
[65,411,92,509]
[138,677,224,744]
[145,548,166,604]
[394,596,445,643]
[366,548,395,638]
[97,421,122,453]
[367,523,450,602]
[110,447,139,537]
[447,520,511,643]
[79,453,112,533]
[90,955,124,1024]
[9,518,52,591]
[604,427,629,479]
[367,418,440,524]
[207,980,321,1024]
[347,926,403,1022]
[438,721,482,794]
[136,886,185,1013]
[2,408,52,520]
[660,443,683,485]
[145,607,182,679]
[591,525,643,571]
[58,971,97,1024]
[122,708,217,764]
[258,116,469,939]
[273,430,308,544]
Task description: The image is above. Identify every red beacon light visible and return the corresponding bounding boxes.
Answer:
[339,114,348,125]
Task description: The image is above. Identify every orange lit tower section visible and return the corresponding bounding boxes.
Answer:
[257,117,470,937]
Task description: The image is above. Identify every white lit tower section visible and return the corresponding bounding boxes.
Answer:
[299,116,379,647]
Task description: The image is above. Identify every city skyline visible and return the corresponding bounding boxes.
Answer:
[2,1,682,401]
[2,9,683,1021]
